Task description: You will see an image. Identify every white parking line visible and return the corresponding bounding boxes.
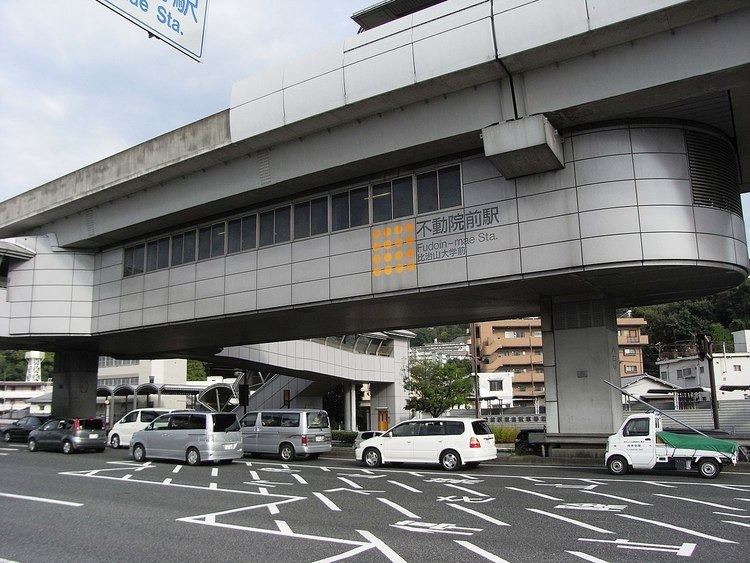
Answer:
[644,481,676,488]
[654,493,745,511]
[526,509,613,534]
[122,474,133,480]
[455,540,510,562]
[162,478,172,484]
[444,484,488,497]
[448,504,510,526]
[582,490,652,506]
[506,487,562,501]
[291,473,308,484]
[377,498,420,519]
[0,447,18,451]
[172,465,182,474]
[734,498,750,502]
[211,468,219,477]
[0,492,83,507]
[714,511,750,518]
[249,471,260,480]
[387,480,422,493]
[313,492,341,511]
[311,544,372,562]
[618,514,736,543]
[0,453,8,456]
[209,483,218,489]
[356,530,407,563]
[338,477,362,489]
[566,551,610,562]
[722,520,750,528]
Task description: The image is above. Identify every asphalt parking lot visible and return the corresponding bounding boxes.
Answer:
[1,443,748,562]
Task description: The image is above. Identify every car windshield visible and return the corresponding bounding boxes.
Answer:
[80,419,104,430]
[471,421,492,435]
[213,414,239,432]
[307,412,329,429]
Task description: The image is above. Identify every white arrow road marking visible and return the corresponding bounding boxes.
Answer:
[555,503,626,512]
[455,540,510,562]
[654,493,746,511]
[447,504,509,527]
[444,484,489,497]
[377,498,420,519]
[566,552,610,563]
[506,487,562,501]
[313,492,341,512]
[526,509,613,534]
[387,481,422,493]
[722,520,750,528]
[618,514,736,543]
[0,492,82,507]
[582,490,651,506]
[579,538,696,557]
[356,530,406,563]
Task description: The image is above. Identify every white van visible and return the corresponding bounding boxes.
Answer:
[239,409,332,461]
[355,418,497,470]
[108,408,170,448]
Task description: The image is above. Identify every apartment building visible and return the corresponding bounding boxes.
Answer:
[474,317,649,407]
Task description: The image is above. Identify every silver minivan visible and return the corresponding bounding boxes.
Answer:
[239,409,331,461]
[130,411,242,466]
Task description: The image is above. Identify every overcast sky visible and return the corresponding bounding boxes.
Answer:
[0,0,748,237]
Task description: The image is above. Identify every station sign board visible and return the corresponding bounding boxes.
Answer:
[97,0,209,61]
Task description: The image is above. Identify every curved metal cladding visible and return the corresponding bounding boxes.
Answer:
[1,121,746,339]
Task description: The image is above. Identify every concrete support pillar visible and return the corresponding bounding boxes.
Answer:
[51,351,99,418]
[107,399,114,427]
[541,297,622,434]
[343,382,357,431]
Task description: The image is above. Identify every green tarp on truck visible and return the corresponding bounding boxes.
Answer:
[657,431,740,456]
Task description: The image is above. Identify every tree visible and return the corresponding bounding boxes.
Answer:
[403,359,474,418]
[0,350,54,381]
[410,325,468,346]
[186,360,207,381]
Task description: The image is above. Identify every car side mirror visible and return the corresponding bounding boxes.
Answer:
[145,424,153,431]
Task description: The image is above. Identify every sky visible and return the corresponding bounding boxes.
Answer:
[0,0,748,236]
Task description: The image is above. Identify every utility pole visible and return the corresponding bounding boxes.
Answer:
[697,333,720,430]
[470,322,480,417]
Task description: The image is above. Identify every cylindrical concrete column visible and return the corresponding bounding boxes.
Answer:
[50,351,99,418]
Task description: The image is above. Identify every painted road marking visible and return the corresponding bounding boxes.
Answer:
[0,448,18,451]
[172,465,182,474]
[378,498,420,518]
[0,453,8,456]
[388,480,422,493]
[455,540,510,562]
[444,484,488,497]
[0,492,82,507]
[618,514,736,543]
[582,490,651,506]
[249,471,260,480]
[275,520,293,534]
[654,493,745,511]
[209,483,218,490]
[505,487,562,501]
[722,520,750,528]
[537,483,598,490]
[438,495,494,504]
[567,551,610,562]
[313,492,341,512]
[162,478,172,484]
[714,511,750,518]
[311,544,372,563]
[644,481,676,488]
[211,468,218,477]
[356,530,407,563]
[447,503,509,526]
[734,498,750,502]
[291,473,307,484]
[526,509,613,534]
[337,477,362,489]
[555,503,626,512]
[320,466,331,472]
[521,476,544,482]
[390,520,482,536]
[579,538,696,557]
[324,488,385,496]
[122,474,133,480]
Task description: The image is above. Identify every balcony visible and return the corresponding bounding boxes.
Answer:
[482,335,543,355]
[618,335,649,346]
[511,372,545,384]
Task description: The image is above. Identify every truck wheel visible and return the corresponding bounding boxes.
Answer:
[698,458,721,479]
[607,455,628,475]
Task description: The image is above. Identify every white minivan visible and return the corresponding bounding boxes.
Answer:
[108,408,169,448]
[355,418,497,470]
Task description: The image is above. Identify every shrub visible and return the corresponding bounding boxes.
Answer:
[490,425,519,443]
[332,430,358,444]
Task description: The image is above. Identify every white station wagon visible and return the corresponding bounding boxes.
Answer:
[355,417,497,470]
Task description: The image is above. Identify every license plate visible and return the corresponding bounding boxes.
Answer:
[89,434,99,439]
[315,435,326,442]
[223,444,234,450]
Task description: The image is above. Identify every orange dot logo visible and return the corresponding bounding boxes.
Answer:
[384,266,393,276]
[384,227,392,237]
[384,253,392,263]
[373,255,381,265]
[373,268,381,277]
[395,264,404,274]
[405,235,415,244]
[373,242,382,250]
[405,247,415,258]
[405,223,414,232]
[372,229,382,239]
[394,225,402,235]
[395,251,403,261]
[384,239,392,248]
[406,262,416,271]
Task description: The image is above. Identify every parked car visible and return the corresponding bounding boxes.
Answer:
[108,408,170,448]
[2,415,51,443]
[355,418,497,471]
[239,409,331,461]
[353,430,383,451]
[28,418,107,454]
[130,411,242,466]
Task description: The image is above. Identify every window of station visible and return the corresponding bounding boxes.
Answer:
[171,230,196,267]
[294,197,328,239]
[416,165,461,213]
[123,244,145,276]
[259,206,291,247]
[145,237,170,272]
[332,187,369,231]
[198,222,227,260]
[228,214,257,253]
[372,176,413,223]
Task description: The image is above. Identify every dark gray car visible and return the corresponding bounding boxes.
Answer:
[28,418,107,454]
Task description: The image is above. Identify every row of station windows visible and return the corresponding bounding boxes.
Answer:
[123,164,462,277]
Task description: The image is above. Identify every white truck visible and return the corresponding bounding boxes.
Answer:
[605,413,739,479]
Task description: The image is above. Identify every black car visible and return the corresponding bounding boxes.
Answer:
[2,415,51,443]
[514,428,546,456]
